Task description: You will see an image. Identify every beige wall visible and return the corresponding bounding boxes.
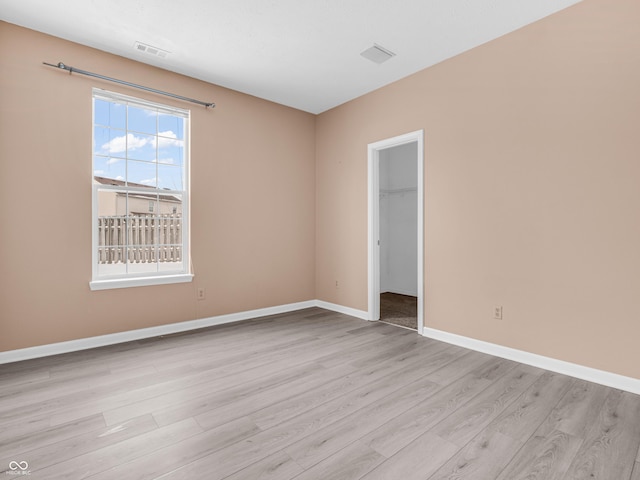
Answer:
[316,0,640,379]
[0,22,316,351]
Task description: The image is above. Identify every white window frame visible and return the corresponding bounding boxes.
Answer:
[90,89,193,290]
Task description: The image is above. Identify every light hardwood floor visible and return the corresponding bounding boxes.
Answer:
[1,307,639,479]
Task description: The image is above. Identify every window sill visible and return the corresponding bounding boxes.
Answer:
[90,273,194,291]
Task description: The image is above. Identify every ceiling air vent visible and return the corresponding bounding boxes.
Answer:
[360,44,396,64]
[134,41,169,59]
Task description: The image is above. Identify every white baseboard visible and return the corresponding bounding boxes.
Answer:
[314,300,370,320]
[0,300,316,365]
[423,327,640,396]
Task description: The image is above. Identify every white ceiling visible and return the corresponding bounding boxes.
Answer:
[1,0,582,114]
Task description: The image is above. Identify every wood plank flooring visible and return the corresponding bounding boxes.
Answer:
[1,307,639,479]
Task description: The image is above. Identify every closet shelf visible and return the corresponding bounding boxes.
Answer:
[380,187,417,196]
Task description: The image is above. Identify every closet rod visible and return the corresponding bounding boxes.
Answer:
[43,62,215,108]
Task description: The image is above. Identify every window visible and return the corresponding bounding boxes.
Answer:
[90,89,192,290]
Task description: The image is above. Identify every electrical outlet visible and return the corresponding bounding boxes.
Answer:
[493,305,503,320]
[197,288,206,300]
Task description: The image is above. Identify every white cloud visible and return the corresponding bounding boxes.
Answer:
[159,158,175,164]
[99,131,183,155]
[116,175,124,181]
[94,169,105,175]
[102,133,151,153]
[158,131,184,149]
[106,158,122,165]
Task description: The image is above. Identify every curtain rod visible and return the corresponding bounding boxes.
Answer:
[43,62,215,109]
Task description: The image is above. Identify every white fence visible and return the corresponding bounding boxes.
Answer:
[97,215,182,264]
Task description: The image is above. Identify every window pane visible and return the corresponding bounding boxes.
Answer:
[96,212,127,277]
[158,114,184,168]
[158,114,184,141]
[128,258,160,274]
[162,197,182,233]
[159,193,182,216]
[128,160,157,187]
[128,105,157,135]
[168,223,181,249]
[95,98,126,129]
[158,164,183,190]
[158,206,183,268]
[93,126,110,155]
[127,133,157,162]
[94,127,128,158]
[158,140,183,166]
[127,193,157,216]
[94,99,109,127]
[97,258,127,277]
[94,156,126,184]
[126,212,159,274]
[96,187,128,217]
[94,127,121,158]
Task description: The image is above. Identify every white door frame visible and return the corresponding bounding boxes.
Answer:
[368,130,424,334]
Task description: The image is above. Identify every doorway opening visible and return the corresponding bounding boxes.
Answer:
[368,130,424,334]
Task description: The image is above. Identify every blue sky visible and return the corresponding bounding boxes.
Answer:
[93,99,185,191]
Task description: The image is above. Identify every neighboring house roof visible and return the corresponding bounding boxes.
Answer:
[94,176,181,203]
